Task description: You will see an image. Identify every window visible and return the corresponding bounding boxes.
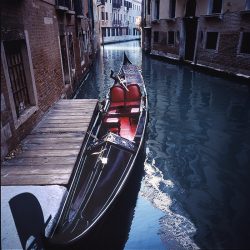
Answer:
[147,0,151,15]
[209,0,222,14]
[106,12,108,20]
[240,32,250,54]
[206,32,218,50]
[169,0,176,18]
[154,31,159,43]
[168,31,175,45]
[102,27,106,37]
[4,40,30,117]
[2,32,38,127]
[154,0,160,20]
[246,0,250,10]
[68,34,75,70]
[101,11,105,20]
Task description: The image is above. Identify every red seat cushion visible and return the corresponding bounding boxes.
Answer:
[110,102,124,108]
[110,86,125,104]
[126,84,141,107]
[126,100,141,107]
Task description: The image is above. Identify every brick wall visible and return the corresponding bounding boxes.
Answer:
[196,12,250,76]
[151,19,180,56]
[1,0,66,160]
[1,0,97,160]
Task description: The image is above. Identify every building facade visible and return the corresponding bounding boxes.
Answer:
[97,0,142,44]
[142,0,250,78]
[1,0,99,160]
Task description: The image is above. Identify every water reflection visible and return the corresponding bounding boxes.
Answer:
[76,41,250,249]
[143,53,250,249]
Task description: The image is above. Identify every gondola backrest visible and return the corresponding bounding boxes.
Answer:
[110,85,125,108]
[125,83,141,107]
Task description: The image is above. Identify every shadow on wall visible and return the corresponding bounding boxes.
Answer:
[9,193,51,250]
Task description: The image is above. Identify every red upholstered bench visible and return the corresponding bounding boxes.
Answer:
[103,117,121,135]
[125,83,141,108]
[110,85,125,109]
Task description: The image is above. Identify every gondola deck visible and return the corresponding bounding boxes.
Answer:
[48,53,148,247]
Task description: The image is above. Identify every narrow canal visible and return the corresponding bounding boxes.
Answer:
[75,41,250,250]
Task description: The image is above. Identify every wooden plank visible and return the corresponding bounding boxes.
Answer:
[40,119,91,124]
[20,149,79,158]
[1,99,97,185]
[44,114,92,119]
[23,137,83,144]
[1,165,73,175]
[22,143,81,150]
[51,107,95,110]
[3,156,77,166]
[47,111,94,115]
[37,123,89,128]
[26,132,85,138]
[45,114,93,118]
[33,127,89,133]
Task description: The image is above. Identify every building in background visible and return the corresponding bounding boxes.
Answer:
[97,0,142,44]
[142,0,250,78]
[1,0,99,160]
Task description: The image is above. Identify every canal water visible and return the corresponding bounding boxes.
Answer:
[75,41,250,249]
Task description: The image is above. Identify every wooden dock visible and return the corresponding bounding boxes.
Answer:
[1,99,98,186]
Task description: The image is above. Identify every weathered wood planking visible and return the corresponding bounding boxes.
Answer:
[1,99,98,186]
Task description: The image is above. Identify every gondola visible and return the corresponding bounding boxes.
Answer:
[48,53,148,247]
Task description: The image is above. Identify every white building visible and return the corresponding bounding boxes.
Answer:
[97,0,142,44]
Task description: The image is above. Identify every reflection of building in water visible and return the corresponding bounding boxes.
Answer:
[140,158,199,250]
[142,0,250,78]
[97,0,142,44]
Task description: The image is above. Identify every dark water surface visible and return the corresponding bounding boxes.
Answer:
[75,41,250,249]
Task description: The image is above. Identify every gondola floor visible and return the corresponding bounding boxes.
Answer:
[119,117,137,141]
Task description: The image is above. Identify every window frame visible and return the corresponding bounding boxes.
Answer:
[205,31,219,51]
[238,32,250,55]
[169,0,176,18]
[1,30,38,129]
[208,0,223,14]
[168,31,175,46]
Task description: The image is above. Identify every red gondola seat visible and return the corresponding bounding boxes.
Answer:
[125,83,141,107]
[103,117,121,135]
[110,85,125,108]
